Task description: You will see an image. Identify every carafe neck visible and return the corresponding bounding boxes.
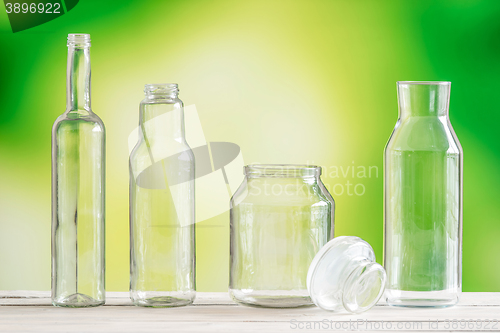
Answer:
[398,82,450,118]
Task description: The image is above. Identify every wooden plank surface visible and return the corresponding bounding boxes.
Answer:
[0,292,499,332]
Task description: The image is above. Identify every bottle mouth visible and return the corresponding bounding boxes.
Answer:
[67,34,91,47]
[244,164,321,178]
[144,83,179,96]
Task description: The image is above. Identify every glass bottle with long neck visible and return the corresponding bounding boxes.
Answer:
[129,84,195,307]
[52,34,105,307]
[384,81,462,307]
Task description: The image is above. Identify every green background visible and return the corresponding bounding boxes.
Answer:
[0,0,499,292]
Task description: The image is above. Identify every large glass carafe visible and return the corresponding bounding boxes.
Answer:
[51,34,105,307]
[384,81,462,307]
[129,84,195,307]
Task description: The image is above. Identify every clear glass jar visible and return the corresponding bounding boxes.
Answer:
[229,164,334,308]
[129,84,195,307]
[384,81,462,307]
[52,34,105,307]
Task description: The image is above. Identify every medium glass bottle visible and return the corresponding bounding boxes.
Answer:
[51,34,105,307]
[384,81,462,307]
[230,164,334,308]
[129,84,195,307]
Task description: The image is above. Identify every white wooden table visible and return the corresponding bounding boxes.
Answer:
[0,292,499,332]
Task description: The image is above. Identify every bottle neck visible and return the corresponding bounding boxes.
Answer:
[67,45,91,112]
[398,82,450,119]
[139,100,185,141]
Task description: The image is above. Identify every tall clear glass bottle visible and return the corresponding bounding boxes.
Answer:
[52,34,105,307]
[384,81,462,307]
[129,84,195,307]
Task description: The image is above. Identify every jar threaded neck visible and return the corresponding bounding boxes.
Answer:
[244,164,321,178]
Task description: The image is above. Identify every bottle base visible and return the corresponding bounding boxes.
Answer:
[229,289,313,308]
[385,289,460,308]
[52,293,105,308]
[130,290,195,308]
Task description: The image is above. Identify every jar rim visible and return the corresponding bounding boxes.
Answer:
[244,164,321,178]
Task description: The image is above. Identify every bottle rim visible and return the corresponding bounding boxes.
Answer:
[144,83,179,96]
[244,164,321,178]
[67,33,91,47]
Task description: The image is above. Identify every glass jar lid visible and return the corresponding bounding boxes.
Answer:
[307,236,386,314]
